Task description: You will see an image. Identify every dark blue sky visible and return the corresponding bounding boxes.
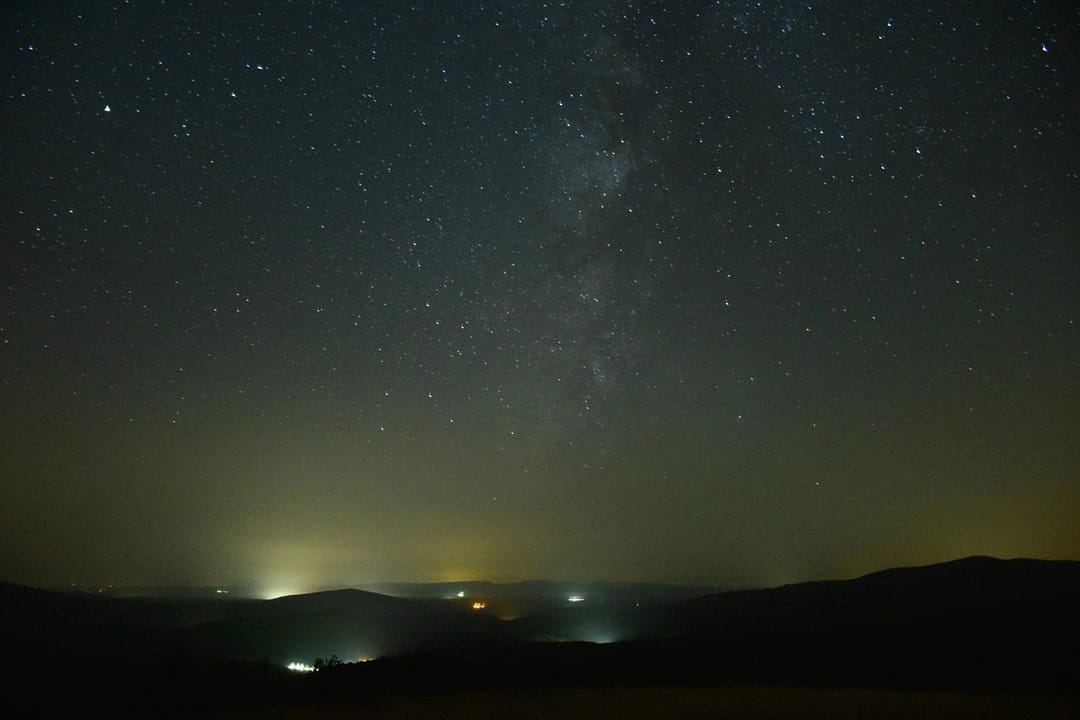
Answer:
[2,0,1077,592]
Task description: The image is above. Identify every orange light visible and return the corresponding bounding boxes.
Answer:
[471,601,486,610]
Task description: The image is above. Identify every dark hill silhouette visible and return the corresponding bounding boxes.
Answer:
[511,556,1080,641]
[185,588,512,663]
[506,556,1080,693]
[0,581,510,665]
[3,556,1079,703]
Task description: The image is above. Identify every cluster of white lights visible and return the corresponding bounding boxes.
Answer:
[287,662,315,672]
[567,595,585,603]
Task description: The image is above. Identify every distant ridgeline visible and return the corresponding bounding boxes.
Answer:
[2,556,1078,700]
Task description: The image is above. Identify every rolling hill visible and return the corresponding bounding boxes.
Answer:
[3,556,1078,705]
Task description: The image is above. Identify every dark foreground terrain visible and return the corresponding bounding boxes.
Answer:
[215,687,1077,720]
[3,557,1078,717]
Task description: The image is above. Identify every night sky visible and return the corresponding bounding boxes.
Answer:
[2,1,1077,594]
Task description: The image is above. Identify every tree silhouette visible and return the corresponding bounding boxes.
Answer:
[313,654,342,671]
